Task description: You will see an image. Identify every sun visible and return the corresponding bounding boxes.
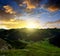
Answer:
[26,22,36,28]
[25,21,39,29]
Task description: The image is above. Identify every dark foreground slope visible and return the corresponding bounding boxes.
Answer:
[0,28,60,49]
[0,28,60,56]
[0,28,60,41]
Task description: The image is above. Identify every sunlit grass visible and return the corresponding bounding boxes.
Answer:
[0,40,60,56]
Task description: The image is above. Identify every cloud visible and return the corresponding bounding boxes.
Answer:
[0,10,15,20]
[46,0,60,12]
[0,0,60,13]
[23,0,36,9]
[47,6,59,12]
[15,0,60,12]
[49,0,60,8]
[45,20,60,28]
[0,0,23,19]
[46,20,60,24]
[24,0,60,12]
[0,0,60,29]
[0,19,27,29]
[0,19,41,29]
[3,5,16,14]
[15,0,41,9]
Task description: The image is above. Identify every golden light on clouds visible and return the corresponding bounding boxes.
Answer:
[0,19,26,29]
[23,0,36,9]
[48,6,59,12]
[3,5,16,14]
[0,19,41,29]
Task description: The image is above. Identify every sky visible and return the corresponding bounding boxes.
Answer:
[0,0,60,29]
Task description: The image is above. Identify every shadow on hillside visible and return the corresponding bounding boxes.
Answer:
[49,30,60,47]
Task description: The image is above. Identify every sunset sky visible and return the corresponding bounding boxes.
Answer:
[0,0,60,29]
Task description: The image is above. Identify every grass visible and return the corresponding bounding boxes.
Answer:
[0,40,60,56]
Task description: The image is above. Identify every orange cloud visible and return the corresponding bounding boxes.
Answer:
[3,5,16,14]
[23,0,36,9]
[48,6,59,12]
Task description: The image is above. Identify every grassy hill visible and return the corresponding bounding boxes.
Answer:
[0,40,60,56]
[0,28,60,56]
